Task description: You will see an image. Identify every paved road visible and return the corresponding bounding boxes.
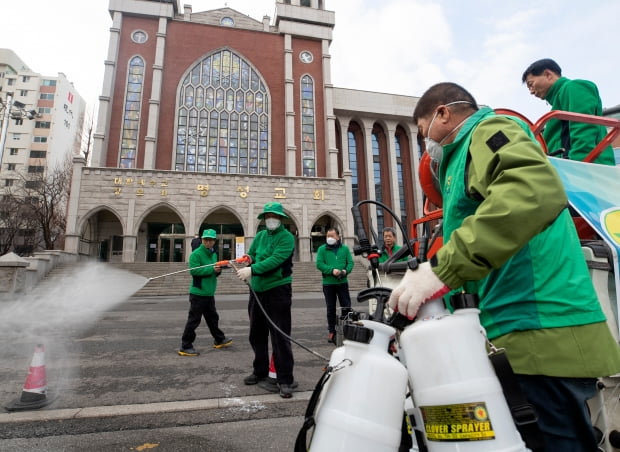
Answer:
[2,284,620,451]
[0,290,366,450]
[0,416,305,451]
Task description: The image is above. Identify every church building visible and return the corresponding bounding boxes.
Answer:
[64,0,422,263]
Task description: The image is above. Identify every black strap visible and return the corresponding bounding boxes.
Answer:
[294,367,333,452]
[489,348,545,451]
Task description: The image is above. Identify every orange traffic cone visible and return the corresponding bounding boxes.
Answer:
[5,344,53,412]
[268,353,277,380]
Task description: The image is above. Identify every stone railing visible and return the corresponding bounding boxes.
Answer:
[0,251,79,299]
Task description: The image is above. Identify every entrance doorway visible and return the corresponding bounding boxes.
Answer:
[156,233,185,262]
[145,221,186,262]
[217,233,236,261]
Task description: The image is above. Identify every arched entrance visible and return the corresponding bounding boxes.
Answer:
[140,206,185,262]
[200,208,244,262]
[79,208,124,262]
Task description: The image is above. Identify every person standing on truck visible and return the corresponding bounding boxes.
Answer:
[390,82,620,451]
[522,58,615,165]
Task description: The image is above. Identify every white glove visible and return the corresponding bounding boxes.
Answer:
[236,266,252,282]
[388,261,450,319]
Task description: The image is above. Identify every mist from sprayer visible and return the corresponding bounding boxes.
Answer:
[0,262,148,408]
[0,262,148,339]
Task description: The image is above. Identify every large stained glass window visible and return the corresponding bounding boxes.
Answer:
[175,49,269,174]
[300,75,316,176]
[120,56,144,168]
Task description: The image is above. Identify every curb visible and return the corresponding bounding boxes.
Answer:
[0,391,312,439]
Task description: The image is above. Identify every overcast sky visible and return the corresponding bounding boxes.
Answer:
[2,0,619,122]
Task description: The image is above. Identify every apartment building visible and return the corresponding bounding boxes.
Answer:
[0,48,85,253]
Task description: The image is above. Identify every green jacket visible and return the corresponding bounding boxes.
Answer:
[433,107,620,377]
[543,76,615,165]
[316,242,354,285]
[247,224,295,292]
[434,107,605,338]
[188,245,218,296]
[378,244,408,263]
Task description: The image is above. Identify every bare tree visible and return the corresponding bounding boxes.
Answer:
[12,156,73,251]
[0,188,40,255]
[80,104,96,164]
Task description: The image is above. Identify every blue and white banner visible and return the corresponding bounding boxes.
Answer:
[549,157,620,339]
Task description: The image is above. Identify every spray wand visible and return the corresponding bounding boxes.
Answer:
[228,259,330,362]
[148,256,330,361]
[147,256,251,281]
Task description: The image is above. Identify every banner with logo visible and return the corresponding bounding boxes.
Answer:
[549,157,620,339]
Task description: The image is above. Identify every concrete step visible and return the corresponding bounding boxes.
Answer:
[35,260,370,298]
[112,260,369,297]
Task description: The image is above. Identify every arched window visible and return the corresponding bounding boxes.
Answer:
[394,134,407,226]
[175,49,269,174]
[119,56,144,168]
[348,130,359,206]
[301,75,316,176]
[372,132,385,233]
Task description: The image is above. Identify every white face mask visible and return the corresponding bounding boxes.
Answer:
[326,237,338,246]
[424,101,472,179]
[265,218,281,231]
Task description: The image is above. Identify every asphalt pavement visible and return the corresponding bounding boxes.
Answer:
[0,291,361,450]
[2,289,620,451]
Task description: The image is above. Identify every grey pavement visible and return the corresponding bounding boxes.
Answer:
[2,288,620,451]
[0,290,364,448]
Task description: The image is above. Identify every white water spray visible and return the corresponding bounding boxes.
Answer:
[0,262,148,407]
[0,262,148,339]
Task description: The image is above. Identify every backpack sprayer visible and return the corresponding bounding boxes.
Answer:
[295,200,535,452]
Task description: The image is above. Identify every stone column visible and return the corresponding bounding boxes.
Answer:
[92,10,122,167]
[65,156,86,254]
[143,17,168,170]
[284,34,297,176]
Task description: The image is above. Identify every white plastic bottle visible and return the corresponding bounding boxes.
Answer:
[309,320,409,452]
[399,298,527,452]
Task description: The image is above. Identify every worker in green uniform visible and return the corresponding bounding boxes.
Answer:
[522,58,615,165]
[178,229,232,356]
[315,227,354,344]
[389,82,620,452]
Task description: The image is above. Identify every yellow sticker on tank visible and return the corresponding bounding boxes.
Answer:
[420,402,495,441]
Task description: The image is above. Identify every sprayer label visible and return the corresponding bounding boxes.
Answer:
[420,402,495,441]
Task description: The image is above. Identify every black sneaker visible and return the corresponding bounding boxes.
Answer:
[257,377,279,393]
[213,338,233,349]
[244,373,266,385]
[178,347,199,356]
[279,382,295,398]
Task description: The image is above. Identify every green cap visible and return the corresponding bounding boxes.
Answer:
[201,229,217,239]
[257,202,289,219]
